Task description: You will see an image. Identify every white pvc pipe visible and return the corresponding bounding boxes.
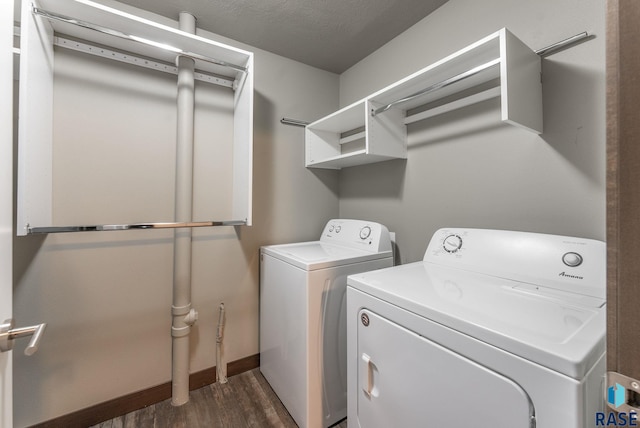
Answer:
[171,11,197,407]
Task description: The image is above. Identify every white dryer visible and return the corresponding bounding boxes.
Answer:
[347,228,606,428]
[260,219,393,428]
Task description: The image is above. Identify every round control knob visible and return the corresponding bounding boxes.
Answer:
[335,226,341,233]
[562,252,583,267]
[360,226,372,240]
[443,234,463,253]
[328,225,334,232]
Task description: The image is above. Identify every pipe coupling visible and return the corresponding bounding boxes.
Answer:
[171,325,190,338]
[183,308,198,326]
[172,303,192,316]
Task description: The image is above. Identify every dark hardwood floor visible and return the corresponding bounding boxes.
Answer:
[90,368,348,428]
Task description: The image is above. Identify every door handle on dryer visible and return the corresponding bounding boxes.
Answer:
[362,353,376,397]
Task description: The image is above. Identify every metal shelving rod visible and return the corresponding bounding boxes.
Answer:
[280,118,310,127]
[27,220,247,234]
[54,36,235,88]
[367,32,592,118]
[264,32,595,128]
[535,31,590,57]
[371,58,500,117]
[32,6,248,74]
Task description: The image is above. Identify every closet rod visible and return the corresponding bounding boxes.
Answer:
[27,220,247,234]
[32,6,248,74]
[371,58,500,117]
[370,31,591,118]
[535,31,590,57]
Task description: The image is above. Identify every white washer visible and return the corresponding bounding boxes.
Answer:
[347,228,606,428]
[260,219,393,428]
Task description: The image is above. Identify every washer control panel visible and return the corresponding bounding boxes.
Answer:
[321,219,392,252]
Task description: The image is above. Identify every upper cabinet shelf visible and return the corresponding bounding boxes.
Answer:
[305,28,542,169]
[17,0,254,235]
[31,0,252,80]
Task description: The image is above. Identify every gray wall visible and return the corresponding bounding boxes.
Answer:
[12,0,606,425]
[12,2,339,426]
[338,0,606,263]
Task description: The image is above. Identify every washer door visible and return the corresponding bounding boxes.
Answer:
[357,309,535,428]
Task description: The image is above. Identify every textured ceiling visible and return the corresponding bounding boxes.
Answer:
[115,0,448,74]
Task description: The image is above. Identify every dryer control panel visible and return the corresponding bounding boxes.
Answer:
[321,219,392,253]
[424,228,605,300]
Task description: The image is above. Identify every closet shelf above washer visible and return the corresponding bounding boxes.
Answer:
[305,28,542,170]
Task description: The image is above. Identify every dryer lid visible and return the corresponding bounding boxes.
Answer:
[347,262,605,380]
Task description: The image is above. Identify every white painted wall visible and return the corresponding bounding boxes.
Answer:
[12,2,339,426]
[338,0,605,263]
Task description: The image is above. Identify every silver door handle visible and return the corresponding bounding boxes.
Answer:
[0,318,47,355]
